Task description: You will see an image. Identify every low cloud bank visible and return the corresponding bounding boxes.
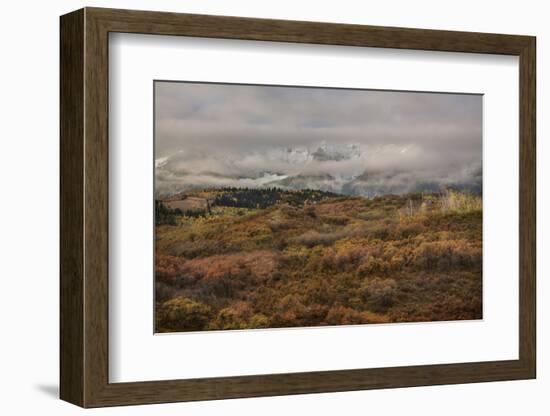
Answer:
[155,82,482,197]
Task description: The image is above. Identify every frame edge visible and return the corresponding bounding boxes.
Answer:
[60,8,86,408]
[518,36,537,379]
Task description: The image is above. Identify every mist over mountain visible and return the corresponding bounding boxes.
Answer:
[154,82,482,198]
[155,143,482,198]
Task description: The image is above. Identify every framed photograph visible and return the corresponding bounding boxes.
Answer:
[60,7,536,407]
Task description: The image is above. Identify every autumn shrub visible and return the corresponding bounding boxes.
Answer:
[292,223,383,248]
[319,244,369,272]
[386,252,408,272]
[335,245,369,267]
[196,252,273,297]
[357,257,391,277]
[271,294,309,326]
[185,251,276,282]
[201,275,243,298]
[166,237,228,259]
[209,301,254,330]
[155,253,189,284]
[390,293,482,322]
[325,306,366,325]
[356,208,387,221]
[314,198,367,216]
[439,189,482,213]
[302,279,338,306]
[301,303,330,324]
[394,221,426,239]
[304,205,317,218]
[249,314,272,328]
[362,222,392,240]
[275,294,307,315]
[280,246,310,269]
[155,281,178,302]
[323,215,349,226]
[360,278,398,312]
[292,230,343,247]
[268,218,292,232]
[156,297,212,331]
[279,205,304,218]
[155,189,482,331]
[411,240,481,271]
[155,253,207,289]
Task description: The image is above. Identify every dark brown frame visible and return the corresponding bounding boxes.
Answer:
[60,7,536,408]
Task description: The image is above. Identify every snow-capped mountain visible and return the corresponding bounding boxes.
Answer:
[155,143,482,198]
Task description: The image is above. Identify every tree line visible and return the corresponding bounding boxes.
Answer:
[213,187,338,209]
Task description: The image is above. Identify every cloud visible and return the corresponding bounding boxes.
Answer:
[154,81,482,196]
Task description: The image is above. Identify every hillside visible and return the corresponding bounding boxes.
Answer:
[155,188,482,332]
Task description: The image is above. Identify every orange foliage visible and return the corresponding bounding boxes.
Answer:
[155,190,482,332]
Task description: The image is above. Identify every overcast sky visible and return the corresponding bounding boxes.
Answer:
[154,81,482,196]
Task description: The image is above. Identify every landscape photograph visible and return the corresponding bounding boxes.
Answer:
[154,81,483,333]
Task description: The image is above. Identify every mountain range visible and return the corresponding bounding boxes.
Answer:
[155,143,482,198]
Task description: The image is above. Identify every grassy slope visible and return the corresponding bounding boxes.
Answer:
[155,190,482,332]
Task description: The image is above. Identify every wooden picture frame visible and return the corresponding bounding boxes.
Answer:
[60,7,536,408]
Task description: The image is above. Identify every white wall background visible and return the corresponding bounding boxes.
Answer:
[0,0,545,414]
